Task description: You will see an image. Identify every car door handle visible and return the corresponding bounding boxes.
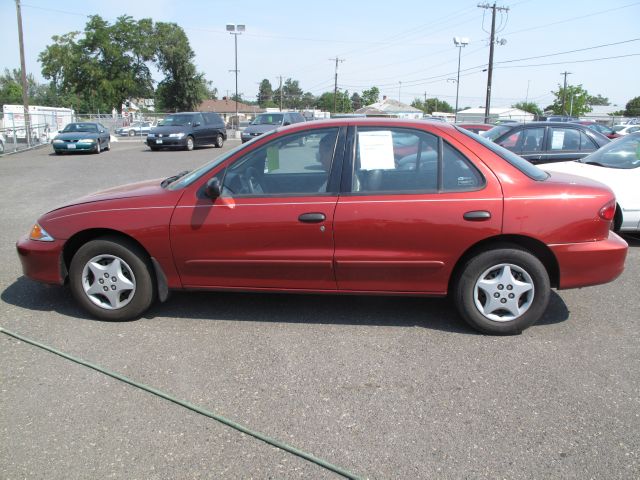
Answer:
[298,213,326,223]
[463,210,491,221]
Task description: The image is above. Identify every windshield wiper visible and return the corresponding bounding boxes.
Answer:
[582,161,608,167]
[161,170,190,188]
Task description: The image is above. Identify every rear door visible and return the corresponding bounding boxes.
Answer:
[333,125,503,294]
[191,113,209,145]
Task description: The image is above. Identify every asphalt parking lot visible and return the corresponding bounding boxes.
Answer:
[1,138,638,479]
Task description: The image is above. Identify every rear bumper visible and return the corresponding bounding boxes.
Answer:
[16,236,66,285]
[550,231,628,289]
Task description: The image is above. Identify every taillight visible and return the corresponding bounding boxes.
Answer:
[598,200,616,222]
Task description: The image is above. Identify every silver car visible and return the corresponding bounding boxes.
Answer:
[115,122,154,137]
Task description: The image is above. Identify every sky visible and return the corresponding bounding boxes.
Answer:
[1,0,639,111]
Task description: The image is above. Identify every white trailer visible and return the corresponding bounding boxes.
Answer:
[2,105,75,142]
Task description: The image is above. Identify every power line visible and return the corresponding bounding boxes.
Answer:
[494,53,640,68]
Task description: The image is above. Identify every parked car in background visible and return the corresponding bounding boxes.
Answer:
[571,121,620,139]
[16,118,627,335]
[115,121,155,137]
[482,121,610,163]
[542,132,640,232]
[146,112,226,151]
[612,124,640,136]
[457,123,493,134]
[539,115,579,122]
[241,111,306,143]
[51,122,111,155]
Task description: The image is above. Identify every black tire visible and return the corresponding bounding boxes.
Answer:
[128,129,135,136]
[150,146,159,151]
[94,142,101,154]
[105,139,111,151]
[185,136,194,151]
[453,247,550,335]
[69,237,155,321]
[214,133,224,148]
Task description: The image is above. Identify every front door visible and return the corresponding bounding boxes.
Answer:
[170,127,345,290]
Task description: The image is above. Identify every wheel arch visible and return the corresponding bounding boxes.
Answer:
[613,202,623,232]
[448,234,560,293]
[62,228,168,301]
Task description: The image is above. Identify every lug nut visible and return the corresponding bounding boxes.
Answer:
[507,285,513,290]
[103,286,108,292]
[111,277,117,282]
[494,293,500,298]
[111,285,116,290]
[99,279,104,284]
[500,298,507,304]
[509,293,515,299]
[498,284,504,290]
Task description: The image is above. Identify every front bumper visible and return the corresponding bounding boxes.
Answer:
[16,236,66,285]
[53,142,97,152]
[146,137,187,148]
[550,231,628,289]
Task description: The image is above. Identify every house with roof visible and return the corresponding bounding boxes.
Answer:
[355,96,424,119]
[198,98,264,125]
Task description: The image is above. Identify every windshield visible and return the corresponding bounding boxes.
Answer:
[63,123,98,133]
[251,114,283,126]
[457,127,548,181]
[481,124,512,141]
[159,114,194,127]
[166,131,278,190]
[579,133,640,169]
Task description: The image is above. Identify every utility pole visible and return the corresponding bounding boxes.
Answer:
[560,71,572,115]
[15,0,31,146]
[330,57,345,114]
[278,76,283,111]
[478,3,509,123]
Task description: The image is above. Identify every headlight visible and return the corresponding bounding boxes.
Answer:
[78,138,96,144]
[29,223,54,242]
[168,133,185,138]
[52,139,64,144]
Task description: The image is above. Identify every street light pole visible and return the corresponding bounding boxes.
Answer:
[453,37,469,123]
[227,24,245,129]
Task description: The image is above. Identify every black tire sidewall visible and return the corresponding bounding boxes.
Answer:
[69,237,155,321]
[454,248,550,335]
[186,136,194,151]
[215,134,223,148]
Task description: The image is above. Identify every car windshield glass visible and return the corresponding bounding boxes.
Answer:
[251,114,283,125]
[166,131,278,190]
[481,124,512,141]
[457,127,548,181]
[578,134,640,169]
[159,114,193,126]
[63,123,97,133]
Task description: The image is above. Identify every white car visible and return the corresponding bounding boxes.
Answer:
[612,125,640,136]
[543,133,640,232]
[0,131,6,154]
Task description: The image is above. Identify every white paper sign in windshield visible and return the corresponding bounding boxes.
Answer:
[551,130,565,150]
[358,131,395,170]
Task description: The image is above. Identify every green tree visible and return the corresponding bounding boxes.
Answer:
[548,84,592,117]
[301,92,316,109]
[625,96,640,116]
[154,22,208,111]
[257,79,274,107]
[587,94,610,106]
[39,16,156,112]
[361,86,380,106]
[351,92,362,111]
[316,91,351,113]
[411,97,453,114]
[512,101,542,117]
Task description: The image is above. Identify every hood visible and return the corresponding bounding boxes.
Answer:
[55,132,99,140]
[244,124,280,135]
[150,125,191,135]
[48,178,169,212]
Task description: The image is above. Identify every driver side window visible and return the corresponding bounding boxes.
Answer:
[222,128,339,196]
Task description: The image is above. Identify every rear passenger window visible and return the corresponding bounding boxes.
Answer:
[442,142,484,191]
[352,128,483,194]
[550,128,580,151]
[579,131,597,150]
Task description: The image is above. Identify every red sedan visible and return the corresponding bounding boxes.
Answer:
[16,119,627,334]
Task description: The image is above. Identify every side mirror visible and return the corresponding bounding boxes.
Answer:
[205,178,222,200]
[283,121,291,126]
[193,122,201,127]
